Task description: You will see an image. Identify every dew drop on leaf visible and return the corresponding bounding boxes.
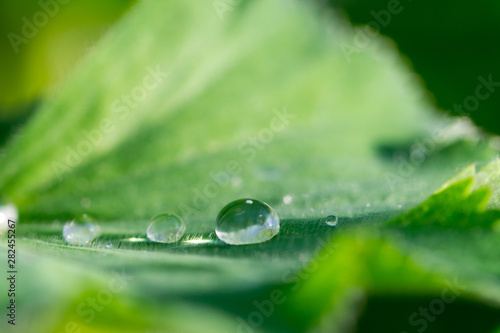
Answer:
[215,199,280,245]
[63,214,101,245]
[325,215,339,226]
[147,213,186,243]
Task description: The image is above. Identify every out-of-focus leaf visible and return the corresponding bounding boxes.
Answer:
[284,162,500,332]
[388,160,500,228]
[0,0,461,226]
[0,0,136,114]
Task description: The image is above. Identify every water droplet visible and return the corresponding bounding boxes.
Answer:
[147,213,186,243]
[283,195,292,205]
[105,243,113,249]
[0,203,18,234]
[80,197,91,208]
[397,204,402,209]
[325,215,339,226]
[215,198,280,245]
[63,215,101,245]
[366,203,371,208]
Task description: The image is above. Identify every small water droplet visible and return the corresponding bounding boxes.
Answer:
[0,203,18,234]
[397,204,402,209]
[325,215,339,226]
[366,203,371,208]
[80,197,91,208]
[105,243,113,249]
[216,198,280,245]
[147,213,186,243]
[283,195,292,205]
[63,215,101,245]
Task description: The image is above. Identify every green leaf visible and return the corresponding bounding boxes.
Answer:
[1,0,499,332]
[388,160,500,228]
[286,162,500,332]
[0,0,459,224]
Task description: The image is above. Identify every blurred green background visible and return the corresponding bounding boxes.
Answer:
[0,0,136,144]
[329,0,500,134]
[2,0,500,136]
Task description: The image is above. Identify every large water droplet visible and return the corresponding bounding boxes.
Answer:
[216,199,280,245]
[0,203,18,234]
[325,215,339,226]
[147,213,186,243]
[63,214,101,245]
